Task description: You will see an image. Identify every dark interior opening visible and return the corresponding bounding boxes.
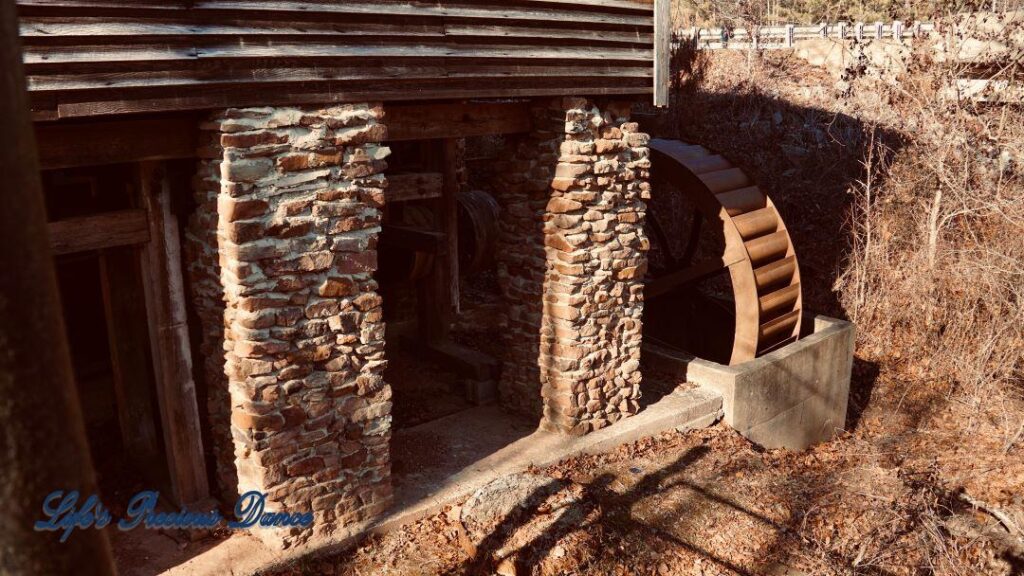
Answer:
[43,165,171,513]
[377,138,506,429]
[641,172,738,380]
[379,139,469,429]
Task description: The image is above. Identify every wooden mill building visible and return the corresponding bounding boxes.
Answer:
[22,0,685,549]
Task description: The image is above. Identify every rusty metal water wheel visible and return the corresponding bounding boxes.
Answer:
[645,139,803,365]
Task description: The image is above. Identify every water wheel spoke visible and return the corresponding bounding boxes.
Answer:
[645,258,730,300]
[648,138,803,365]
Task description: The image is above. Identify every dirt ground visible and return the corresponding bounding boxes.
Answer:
[264,356,1023,576]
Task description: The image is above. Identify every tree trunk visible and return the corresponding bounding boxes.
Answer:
[0,1,117,573]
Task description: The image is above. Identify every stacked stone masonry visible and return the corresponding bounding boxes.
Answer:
[493,98,652,435]
[187,104,392,547]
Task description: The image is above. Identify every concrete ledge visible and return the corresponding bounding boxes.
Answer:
[155,387,722,576]
[645,314,854,450]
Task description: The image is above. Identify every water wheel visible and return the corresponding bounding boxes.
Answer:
[378,190,501,283]
[645,139,803,365]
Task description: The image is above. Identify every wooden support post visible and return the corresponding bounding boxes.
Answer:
[415,249,449,344]
[442,139,461,316]
[99,246,162,476]
[415,138,460,344]
[785,24,795,47]
[653,0,670,107]
[138,161,210,507]
[0,0,115,571]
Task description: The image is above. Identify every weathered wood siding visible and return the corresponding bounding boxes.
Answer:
[18,0,654,120]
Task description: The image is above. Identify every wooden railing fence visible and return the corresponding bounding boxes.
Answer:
[676,21,937,50]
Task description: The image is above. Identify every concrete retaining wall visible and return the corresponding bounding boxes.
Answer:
[647,314,854,450]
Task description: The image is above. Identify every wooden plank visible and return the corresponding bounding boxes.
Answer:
[16,1,654,27]
[387,172,443,202]
[190,2,656,27]
[20,17,650,45]
[415,254,447,344]
[17,0,653,10]
[387,101,532,141]
[47,208,149,254]
[414,137,460,345]
[35,116,199,169]
[653,0,669,107]
[21,41,654,68]
[443,24,653,45]
[425,340,498,381]
[415,141,447,345]
[483,0,653,12]
[137,161,209,507]
[33,102,535,168]
[19,17,446,38]
[98,245,162,476]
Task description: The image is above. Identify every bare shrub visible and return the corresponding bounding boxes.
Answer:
[835,14,1024,412]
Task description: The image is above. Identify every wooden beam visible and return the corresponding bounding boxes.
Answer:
[48,209,149,255]
[35,116,200,170]
[99,246,162,476]
[386,172,443,202]
[441,138,461,315]
[137,161,210,507]
[34,102,533,170]
[653,0,670,107]
[43,85,652,121]
[414,137,464,344]
[386,101,532,141]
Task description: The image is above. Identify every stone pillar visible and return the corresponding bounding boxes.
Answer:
[188,104,391,547]
[493,98,651,435]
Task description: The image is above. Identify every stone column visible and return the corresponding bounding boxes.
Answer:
[494,98,651,435]
[188,104,391,547]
